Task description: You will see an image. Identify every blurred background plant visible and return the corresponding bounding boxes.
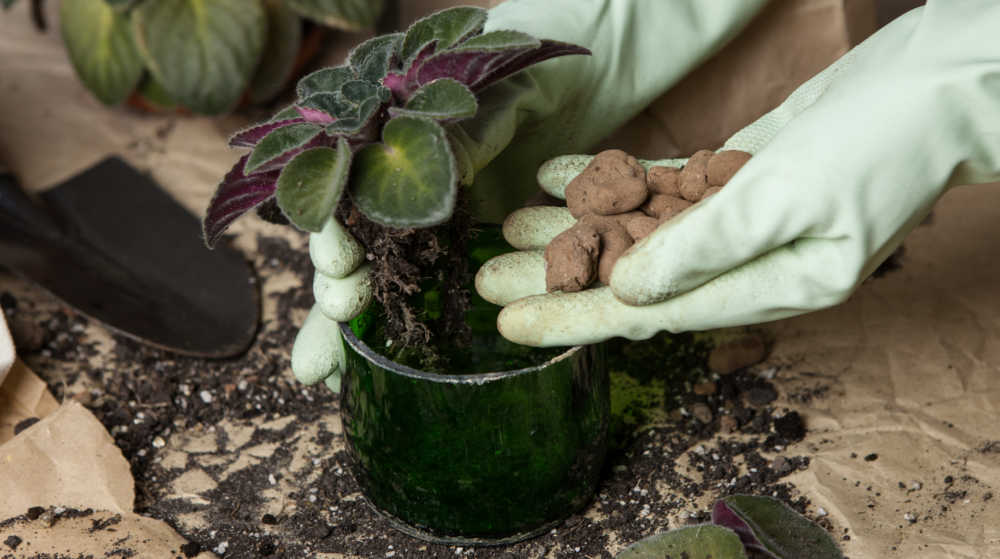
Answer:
[2,0,385,114]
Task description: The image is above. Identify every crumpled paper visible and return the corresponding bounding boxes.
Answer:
[0,363,216,557]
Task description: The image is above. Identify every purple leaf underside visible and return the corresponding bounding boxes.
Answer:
[413,40,590,93]
[245,133,331,175]
[473,40,591,91]
[295,105,336,124]
[712,501,764,553]
[229,118,305,148]
[204,154,280,247]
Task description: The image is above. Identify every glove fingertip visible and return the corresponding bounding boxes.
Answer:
[292,307,342,385]
[537,155,592,200]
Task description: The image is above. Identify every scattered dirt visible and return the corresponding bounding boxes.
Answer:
[545,149,752,293]
[2,225,835,558]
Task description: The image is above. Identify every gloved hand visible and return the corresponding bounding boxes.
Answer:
[476,0,1000,347]
[290,0,770,390]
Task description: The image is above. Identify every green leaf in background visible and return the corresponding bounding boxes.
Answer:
[390,78,476,121]
[351,116,456,228]
[286,0,384,31]
[296,66,355,100]
[615,525,748,559]
[2,0,18,9]
[245,123,323,174]
[399,6,487,65]
[249,0,302,104]
[713,496,845,559]
[131,0,267,115]
[276,138,351,232]
[348,33,402,83]
[135,73,178,110]
[59,0,145,105]
[104,0,139,12]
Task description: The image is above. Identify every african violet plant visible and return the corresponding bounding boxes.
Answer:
[4,0,384,114]
[203,6,588,348]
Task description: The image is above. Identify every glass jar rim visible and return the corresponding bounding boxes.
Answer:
[338,322,582,385]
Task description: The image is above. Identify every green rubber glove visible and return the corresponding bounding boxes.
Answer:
[477,0,1000,347]
[290,0,771,390]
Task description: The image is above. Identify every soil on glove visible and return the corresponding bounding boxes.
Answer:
[547,148,752,293]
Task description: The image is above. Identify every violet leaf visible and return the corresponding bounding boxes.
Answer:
[295,105,336,124]
[349,32,403,83]
[399,6,487,66]
[248,0,302,105]
[286,0,384,32]
[131,0,267,115]
[59,0,145,105]
[452,29,539,52]
[351,116,456,228]
[712,496,844,559]
[276,138,352,232]
[297,65,356,100]
[326,96,381,136]
[471,39,591,92]
[341,80,381,104]
[271,104,303,121]
[299,92,356,120]
[229,118,305,148]
[203,155,280,247]
[388,78,476,122]
[614,525,748,559]
[245,123,325,174]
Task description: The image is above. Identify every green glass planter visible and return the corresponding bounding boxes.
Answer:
[338,322,609,545]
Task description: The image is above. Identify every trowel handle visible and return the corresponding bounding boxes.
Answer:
[0,171,62,243]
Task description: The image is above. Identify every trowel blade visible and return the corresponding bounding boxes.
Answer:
[1,157,259,357]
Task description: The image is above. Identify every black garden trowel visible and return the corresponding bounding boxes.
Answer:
[0,157,259,358]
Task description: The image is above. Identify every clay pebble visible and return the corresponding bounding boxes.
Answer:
[544,222,600,293]
[647,166,681,197]
[565,149,649,217]
[543,147,751,293]
[642,194,692,221]
[678,149,714,202]
[579,214,634,285]
[707,150,752,186]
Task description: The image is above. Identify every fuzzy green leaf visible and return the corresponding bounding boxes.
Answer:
[713,496,845,559]
[615,526,748,559]
[131,0,267,114]
[453,29,539,52]
[326,96,380,136]
[59,0,145,105]
[249,0,302,104]
[390,78,475,121]
[341,80,380,104]
[351,116,456,228]
[399,6,487,65]
[246,123,323,174]
[300,92,354,120]
[272,105,303,121]
[349,33,402,83]
[286,0,383,31]
[297,66,355,100]
[276,138,351,232]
